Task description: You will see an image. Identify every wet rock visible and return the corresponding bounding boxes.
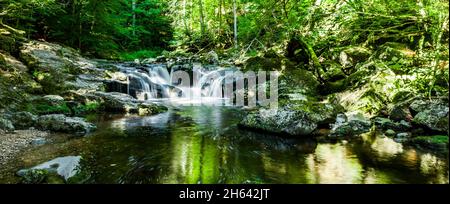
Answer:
[37,114,96,135]
[94,91,138,112]
[10,111,38,130]
[17,156,82,182]
[239,108,317,136]
[330,112,371,137]
[410,99,449,133]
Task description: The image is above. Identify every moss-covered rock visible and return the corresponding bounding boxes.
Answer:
[239,102,343,137]
[19,40,98,94]
[9,111,38,130]
[137,103,168,116]
[410,99,449,133]
[37,114,96,135]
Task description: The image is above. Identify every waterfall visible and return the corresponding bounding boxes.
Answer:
[114,63,234,103]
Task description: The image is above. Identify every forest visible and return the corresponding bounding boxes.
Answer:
[0,0,449,184]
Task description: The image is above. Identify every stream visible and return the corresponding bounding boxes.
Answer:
[0,106,448,184]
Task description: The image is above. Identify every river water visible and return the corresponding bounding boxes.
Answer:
[0,106,448,184]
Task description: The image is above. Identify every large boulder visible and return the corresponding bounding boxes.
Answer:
[17,156,82,183]
[410,98,449,133]
[329,112,372,137]
[37,114,96,135]
[19,41,98,94]
[239,102,342,137]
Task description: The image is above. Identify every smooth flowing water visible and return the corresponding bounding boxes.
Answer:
[1,106,448,184]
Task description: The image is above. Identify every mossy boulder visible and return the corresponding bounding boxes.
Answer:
[410,98,449,133]
[37,114,96,135]
[239,102,343,137]
[339,46,372,70]
[137,103,168,116]
[10,111,38,130]
[19,40,98,94]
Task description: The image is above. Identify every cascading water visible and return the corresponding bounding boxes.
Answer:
[114,62,235,105]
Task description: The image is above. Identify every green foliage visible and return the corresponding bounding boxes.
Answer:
[413,135,449,145]
[119,49,162,61]
[28,103,71,115]
[72,102,101,115]
[1,0,173,58]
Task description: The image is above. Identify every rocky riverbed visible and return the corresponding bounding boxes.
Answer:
[0,129,49,166]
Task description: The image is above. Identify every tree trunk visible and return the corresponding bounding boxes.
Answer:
[299,37,325,82]
[233,0,238,49]
[132,0,136,38]
[199,0,206,37]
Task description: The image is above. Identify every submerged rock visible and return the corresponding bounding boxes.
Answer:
[17,156,82,183]
[329,112,371,137]
[37,114,96,135]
